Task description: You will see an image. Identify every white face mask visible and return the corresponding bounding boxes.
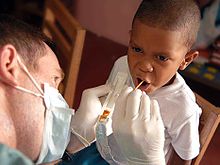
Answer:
[14,56,73,164]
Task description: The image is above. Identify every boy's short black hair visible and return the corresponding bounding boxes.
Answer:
[0,14,56,70]
[133,0,201,50]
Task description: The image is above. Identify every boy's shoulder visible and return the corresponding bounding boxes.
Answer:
[114,55,127,65]
[110,55,128,72]
[157,89,200,111]
[153,74,201,119]
[156,87,201,133]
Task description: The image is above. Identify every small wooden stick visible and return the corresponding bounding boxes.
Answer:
[134,80,144,91]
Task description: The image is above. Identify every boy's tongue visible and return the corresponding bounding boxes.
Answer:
[137,78,150,90]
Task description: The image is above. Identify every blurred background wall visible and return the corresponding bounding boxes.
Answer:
[73,0,141,46]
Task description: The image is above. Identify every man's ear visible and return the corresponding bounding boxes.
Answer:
[0,44,19,86]
[179,50,199,70]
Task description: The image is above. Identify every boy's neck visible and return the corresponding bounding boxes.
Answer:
[163,74,176,87]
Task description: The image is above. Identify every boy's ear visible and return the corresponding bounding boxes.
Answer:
[0,44,19,86]
[179,50,199,70]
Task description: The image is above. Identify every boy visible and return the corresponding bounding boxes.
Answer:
[104,0,202,164]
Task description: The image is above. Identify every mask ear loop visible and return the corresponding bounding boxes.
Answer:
[15,86,44,98]
[16,55,44,97]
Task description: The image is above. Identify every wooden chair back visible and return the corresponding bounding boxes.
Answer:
[42,0,86,107]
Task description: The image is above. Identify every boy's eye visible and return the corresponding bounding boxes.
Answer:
[132,46,143,53]
[156,55,168,61]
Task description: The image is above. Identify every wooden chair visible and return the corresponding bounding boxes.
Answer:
[42,0,86,107]
[168,93,220,165]
[192,93,220,165]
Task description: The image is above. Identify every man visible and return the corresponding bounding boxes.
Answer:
[0,14,67,164]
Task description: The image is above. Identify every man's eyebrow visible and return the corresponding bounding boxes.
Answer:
[57,68,65,80]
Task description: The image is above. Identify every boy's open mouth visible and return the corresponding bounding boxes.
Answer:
[137,78,150,90]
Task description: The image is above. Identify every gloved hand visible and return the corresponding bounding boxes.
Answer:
[112,87,165,165]
[71,85,110,146]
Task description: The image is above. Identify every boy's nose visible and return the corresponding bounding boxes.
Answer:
[139,63,153,73]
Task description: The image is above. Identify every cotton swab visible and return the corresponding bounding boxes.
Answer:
[134,80,144,91]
